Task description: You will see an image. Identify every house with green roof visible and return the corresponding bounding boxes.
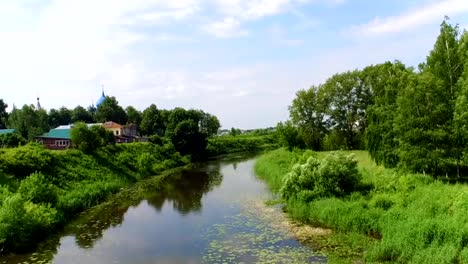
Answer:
[35,129,71,150]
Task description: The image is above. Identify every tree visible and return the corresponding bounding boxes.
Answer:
[48,107,72,128]
[199,111,220,137]
[8,105,49,140]
[425,18,464,101]
[0,132,25,148]
[95,96,127,124]
[0,99,8,129]
[276,121,303,150]
[172,119,207,159]
[229,127,241,136]
[71,106,94,123]
[395,73,451,175]
[165,108,200,138]
[364,61,411,167]
[453,40,468,176]
[289,86,328,150]
[140,104,164,136]
[321,70,371,150]
[70,122,114,153]
[126,106,142,126]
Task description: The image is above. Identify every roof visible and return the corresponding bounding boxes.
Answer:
[96,91,106,107]
[37,129,71,140]
[55,123,102,130]
[0,129,15,135]
[103,121,123,129]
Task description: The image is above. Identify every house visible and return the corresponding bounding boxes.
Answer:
[37,121,147,149]
[103,121,123,136]
[36,129,71,150]
[0,129,16,136]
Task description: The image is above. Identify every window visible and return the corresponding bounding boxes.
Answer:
[115,130,119,135]
[56,140,70,147]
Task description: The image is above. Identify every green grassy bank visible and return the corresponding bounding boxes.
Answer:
[255,149,468,263]
[206,134,278,156]
[0,142,188,253]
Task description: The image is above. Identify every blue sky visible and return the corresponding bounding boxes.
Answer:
[1,0,468,129]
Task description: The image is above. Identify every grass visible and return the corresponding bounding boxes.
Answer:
[0,142,189,253]
[255,148,468,263]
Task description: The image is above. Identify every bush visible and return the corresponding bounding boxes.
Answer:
[0,143,54,178]
[18,172,58,205]
[280,152,361,201]
[0,133,25,148]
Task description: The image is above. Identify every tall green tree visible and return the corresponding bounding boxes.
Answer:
[276,121,304,150]
[8,105,49,140]
[140,104,164,136]
[425,18,464,101]
[321,70,372,150]
[199,111,221,137]
[71,106,94,123]
[0,99,8,129]
[289,86,328,150]
[364,61,411,167]
[70,122,114,153]
[95,96,128,124]
[395,73,451,174]
[171,119,207,160]
[126,106,142,126]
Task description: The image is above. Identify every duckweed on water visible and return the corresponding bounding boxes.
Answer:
[201,199,327,264]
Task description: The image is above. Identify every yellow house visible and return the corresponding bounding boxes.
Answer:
[103,121,124,136]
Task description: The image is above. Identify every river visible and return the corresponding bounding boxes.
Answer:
[1,154,326,264]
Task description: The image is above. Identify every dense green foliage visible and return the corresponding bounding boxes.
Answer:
[256,149,468,263]
[282,18,468,177]
[70,122,115,153]
[95,96,128,124]
[0,142,188,253]
[0,99,7,129]
[206,133,278,156]
[0,132,25,148]
[280,153,361,202]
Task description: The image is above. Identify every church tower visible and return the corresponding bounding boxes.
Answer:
[96,85,106,107]
[37,97,42,110]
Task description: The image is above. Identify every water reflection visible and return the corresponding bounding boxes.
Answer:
[0,153,323,264]
[147,168,222,214]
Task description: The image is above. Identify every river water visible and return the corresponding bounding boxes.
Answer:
[1,154,326,264]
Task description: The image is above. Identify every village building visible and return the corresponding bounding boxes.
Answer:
[36,121,145,149]
[36,128,71,150]
[0,129,16,136]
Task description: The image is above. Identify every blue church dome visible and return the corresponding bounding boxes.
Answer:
[96,91,106,107]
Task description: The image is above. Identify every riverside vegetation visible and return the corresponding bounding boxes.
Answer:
[0,142,188,253]
[255,149,468,263]
[255,18,468,263]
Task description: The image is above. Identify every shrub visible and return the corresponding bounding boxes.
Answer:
[18,172,58,205]
[280,152,361,201]
[0,143,54,178]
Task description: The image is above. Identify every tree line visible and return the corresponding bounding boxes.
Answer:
[0,96,220,160]
[278,18,468,176]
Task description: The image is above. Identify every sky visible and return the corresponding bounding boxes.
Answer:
[1,0,468,129]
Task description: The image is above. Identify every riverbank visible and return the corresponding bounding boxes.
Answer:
[255,149,468,263]
[0,142,189,254]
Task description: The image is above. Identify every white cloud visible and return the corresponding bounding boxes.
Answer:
[352,0,468,36]
[202,17,249,38]
[204,0,314,37]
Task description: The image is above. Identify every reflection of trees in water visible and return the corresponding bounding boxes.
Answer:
[10,158,237,260]
[147,163,223,214]
[72,205,132,249]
